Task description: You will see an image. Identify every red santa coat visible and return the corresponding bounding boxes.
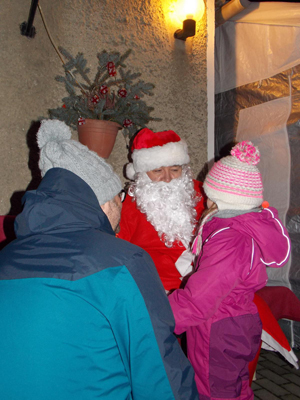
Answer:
[118,180,205,292]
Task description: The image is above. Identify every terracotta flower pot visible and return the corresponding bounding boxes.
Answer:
[78,119,122,159]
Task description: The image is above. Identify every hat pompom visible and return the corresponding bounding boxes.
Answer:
[125,163,136,181]
[37,119,72,149]
[231,141,260,165]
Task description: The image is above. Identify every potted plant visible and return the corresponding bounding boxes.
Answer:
[48,47,160,158]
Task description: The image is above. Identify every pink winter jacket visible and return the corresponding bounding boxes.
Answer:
[168,207,290,399]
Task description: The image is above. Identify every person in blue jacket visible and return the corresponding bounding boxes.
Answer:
[0,119,198,400]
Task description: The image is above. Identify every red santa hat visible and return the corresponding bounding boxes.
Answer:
[126,128,190,180]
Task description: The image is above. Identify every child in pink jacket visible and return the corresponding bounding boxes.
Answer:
[168,141,291,400]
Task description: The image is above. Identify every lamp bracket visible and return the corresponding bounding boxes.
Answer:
[174,19,196,41]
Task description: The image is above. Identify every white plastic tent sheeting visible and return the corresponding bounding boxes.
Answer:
[215,3,300,94]
[214,3,300,347]
[237,97,291,231]
[236,96,291,286]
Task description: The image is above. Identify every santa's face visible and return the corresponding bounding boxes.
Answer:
[131,166,199,248]
[146,165,182,182]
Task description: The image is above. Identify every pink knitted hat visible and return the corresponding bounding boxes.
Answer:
[203,141,263,210]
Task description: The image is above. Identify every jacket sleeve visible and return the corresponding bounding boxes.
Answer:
[168,229,252,334]
[105,243,198,399]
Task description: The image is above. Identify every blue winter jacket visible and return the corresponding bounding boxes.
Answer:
[0,168,197,400]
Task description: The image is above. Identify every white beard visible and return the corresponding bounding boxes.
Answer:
[129,166,199,248]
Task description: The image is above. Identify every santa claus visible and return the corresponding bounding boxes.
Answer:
[118,128,205,292]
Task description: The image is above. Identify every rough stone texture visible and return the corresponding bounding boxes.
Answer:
[0,0,207,215]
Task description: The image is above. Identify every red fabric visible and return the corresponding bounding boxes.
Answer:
[248,292,295,384]
[0,215,16,249]
[118,180,205,292]
[131,128,181,151]
[256,286,300,322]
[253,293,291,351]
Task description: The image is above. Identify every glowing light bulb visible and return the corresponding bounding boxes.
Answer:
[183,0,197,19]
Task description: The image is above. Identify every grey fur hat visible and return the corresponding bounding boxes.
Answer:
[37,119,122,205]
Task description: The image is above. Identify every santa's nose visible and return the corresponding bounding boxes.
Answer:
[162,169,171,182]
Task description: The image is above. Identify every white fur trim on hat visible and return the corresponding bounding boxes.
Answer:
[125,163,136,181]
[132,140,190,174]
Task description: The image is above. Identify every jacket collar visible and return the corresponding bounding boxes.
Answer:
[15,168,115,238]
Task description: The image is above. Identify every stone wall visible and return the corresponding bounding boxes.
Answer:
[0,0,207,215]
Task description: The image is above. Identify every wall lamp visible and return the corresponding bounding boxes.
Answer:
[174,17,196,41]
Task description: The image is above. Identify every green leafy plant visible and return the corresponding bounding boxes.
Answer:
[48,47,161,138]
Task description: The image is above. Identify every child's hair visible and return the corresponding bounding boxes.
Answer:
[192,202,218,256]
[203,141,263,211]
[200,202,218,222]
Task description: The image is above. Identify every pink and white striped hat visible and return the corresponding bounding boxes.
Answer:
[203,141,263,210]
